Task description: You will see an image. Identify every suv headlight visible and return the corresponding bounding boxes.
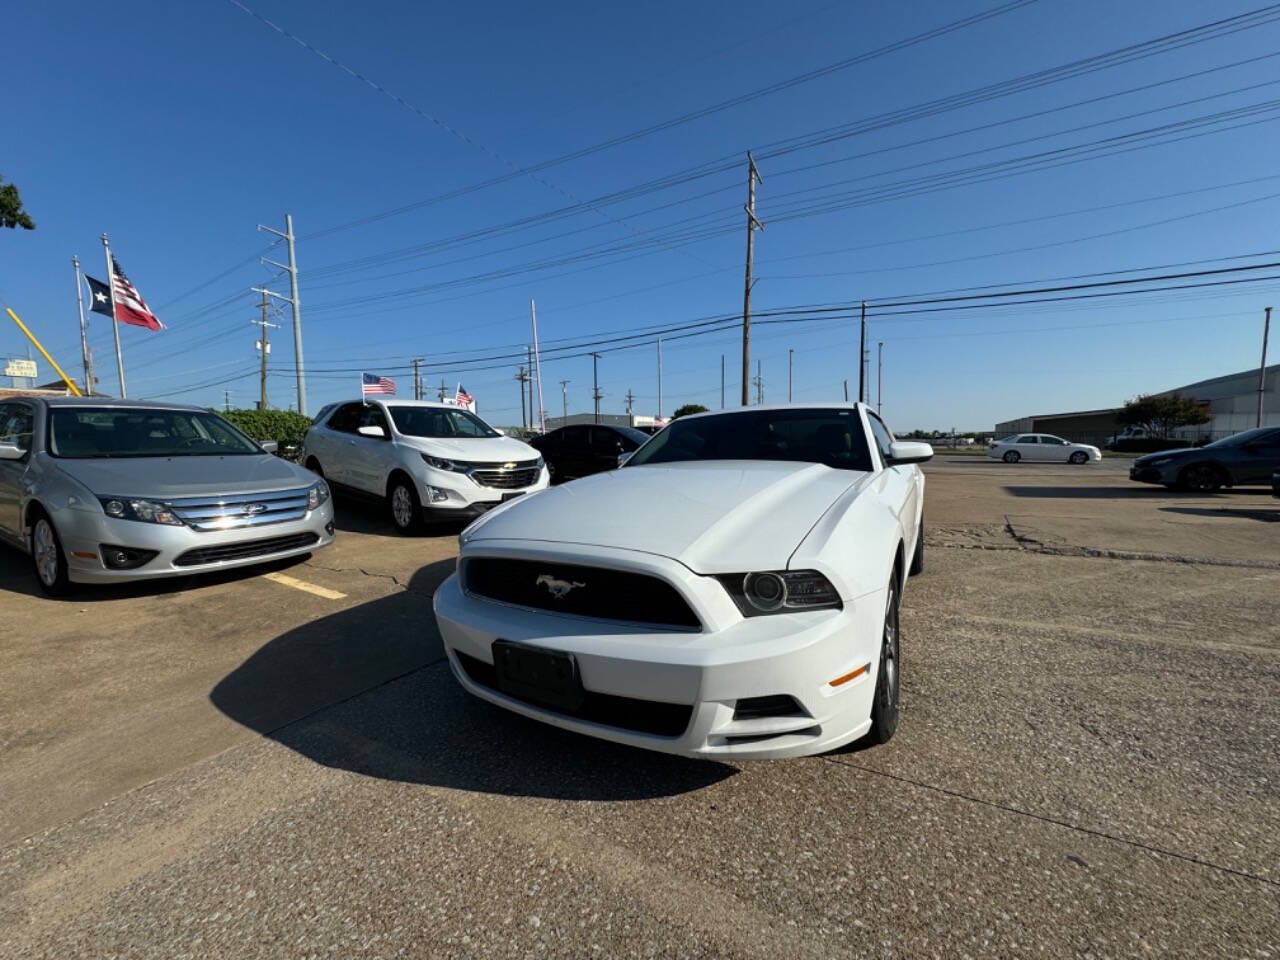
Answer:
[717,569,842,616]
[535,455,545,470]
[307,480,330,510]
[422,453,469,472]
[98,496,184,526]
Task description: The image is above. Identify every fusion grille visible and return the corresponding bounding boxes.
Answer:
[167,487,311,532]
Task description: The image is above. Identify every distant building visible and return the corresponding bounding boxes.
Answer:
[995,363,1279,443]
[542,413,665,431]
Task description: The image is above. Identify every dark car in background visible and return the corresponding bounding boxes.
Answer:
[1129,427,1280,491]
[1273,468,1279,499]
[527,423,650,483]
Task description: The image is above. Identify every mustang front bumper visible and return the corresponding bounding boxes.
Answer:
[432,568,888,760]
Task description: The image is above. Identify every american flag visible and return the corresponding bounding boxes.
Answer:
[362,372,397,396]
[455,383,474,409]
[110,257,163,331]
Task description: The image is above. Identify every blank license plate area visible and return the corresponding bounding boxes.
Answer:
[492,640,583,712]
[501,492,526,502]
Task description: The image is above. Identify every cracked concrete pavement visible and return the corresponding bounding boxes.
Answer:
[1,461,1277,958]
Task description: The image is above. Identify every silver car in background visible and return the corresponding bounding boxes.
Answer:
[0,397,334,595]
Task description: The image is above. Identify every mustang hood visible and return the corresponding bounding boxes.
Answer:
[396,434,540,464]
[466,461,865,573]
[54,454,310,499]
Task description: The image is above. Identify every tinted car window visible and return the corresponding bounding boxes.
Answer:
[1040,435,1065,445]
[387,406,498,438]
[561,425,589,448]
[590,427,626,453]
[327,403,363,433]
[0,403,33,453]
[359,405,390,434]
[866,413,894,463]
[626,409,874,471]
[1016,435,1038,444]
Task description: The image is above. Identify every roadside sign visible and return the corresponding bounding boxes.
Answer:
[4,358,37,379]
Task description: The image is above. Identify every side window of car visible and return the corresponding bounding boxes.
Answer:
[1017,435,1037,444]
[326,403,362,434]
[0,403,34,452]
[562,425,589,449]
[589,427,622,453]
[358,405,390,436]
[866,413,894,464]
[1040,436,1064,445]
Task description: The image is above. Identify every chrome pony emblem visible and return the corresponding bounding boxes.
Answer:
[536,574,585,599]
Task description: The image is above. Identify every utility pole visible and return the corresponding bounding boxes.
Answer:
[843,379,849,401]
[530,300,546,434]
[590,352,602,423]
[526,347,534,428]
[858,301,866,404]
[1259,306,1273,427]
[877,341,884,416]
[438,379,446,402]
[255,213,307,415]
[720,354,725,409]
[411,357,423,400]
[225,390,231,412]
[788,348,794,403]
[559,379,570,421]
[72,256,94,395]
[754,359,764,405]
[625,389,635,420]
[657,337,663,419]
[741,153,763,406]
[515,364,530,430]
[251,290,279,410]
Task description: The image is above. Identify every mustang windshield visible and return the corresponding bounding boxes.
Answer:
[627,409,875,471]
[389,406,498,438]
[48,408,261,458]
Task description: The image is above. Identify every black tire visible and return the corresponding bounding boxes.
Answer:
[1178,463,1225,492]
[1069,451,1088,464]
[867,572,901,744]
[1003,450,1020,463]
[908,520,924,577]
[29,509,71,597]
[305,457,324,478]
[387,474,424,534]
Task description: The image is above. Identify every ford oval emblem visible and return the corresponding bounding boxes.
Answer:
[242,503,268,516]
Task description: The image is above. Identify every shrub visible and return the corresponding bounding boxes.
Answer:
[217,408,313,452]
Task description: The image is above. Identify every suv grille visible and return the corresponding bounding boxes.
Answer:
[470,460,540,489]
[168,487,311,531]
[174,532,319,567]
[462,557,701,629]
[455,651,693,737]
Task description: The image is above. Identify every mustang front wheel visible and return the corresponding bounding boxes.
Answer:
[867,576,901,744]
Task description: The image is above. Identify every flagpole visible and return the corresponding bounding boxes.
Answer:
[101,233,125,398]
[530,299,546,433]
[72,256,92,395]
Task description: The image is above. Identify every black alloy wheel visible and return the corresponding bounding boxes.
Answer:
[1180,463,1225,492]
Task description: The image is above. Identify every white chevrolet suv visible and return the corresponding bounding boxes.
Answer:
[301,400,548,532]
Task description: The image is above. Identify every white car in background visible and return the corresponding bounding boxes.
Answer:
[987,433,1101,464]
[434,403,932,759]
[300,400,548,532]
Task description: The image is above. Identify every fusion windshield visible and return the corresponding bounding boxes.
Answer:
[389,406,498,438]
[626,409,874,471]
[48,408,261,458]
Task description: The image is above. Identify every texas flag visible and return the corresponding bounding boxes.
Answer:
[86,257,163,331]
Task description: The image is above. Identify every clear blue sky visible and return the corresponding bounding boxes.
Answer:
[3,0,1278,430]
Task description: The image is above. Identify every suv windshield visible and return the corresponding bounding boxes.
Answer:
[48,408,261,458]
[388,406,498,438]
[625,408,874,471]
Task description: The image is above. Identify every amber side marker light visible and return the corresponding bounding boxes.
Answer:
[73,551,98,560]
[830,663,870,687]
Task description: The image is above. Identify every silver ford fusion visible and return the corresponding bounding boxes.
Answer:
[0,397,334,595]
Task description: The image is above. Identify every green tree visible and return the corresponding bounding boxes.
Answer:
[0,177,35,230]
[1115,392,1210,439]
[671,403,709,419]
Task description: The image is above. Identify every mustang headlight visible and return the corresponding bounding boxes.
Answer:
[98,496,184,526]
[307,480,330,510]
[718,569,842,616]
[422,453,469,472]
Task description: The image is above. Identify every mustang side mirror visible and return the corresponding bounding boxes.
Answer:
[357,425,386,439]
[0,442,25,461]
[617,452,633,468]
[887,441,933,465]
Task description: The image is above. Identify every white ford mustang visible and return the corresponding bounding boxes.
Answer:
[432,404,932,760]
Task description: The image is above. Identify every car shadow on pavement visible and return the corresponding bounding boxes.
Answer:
[0,548,312,601]
[1002,485,1258,499]
[1160,506,1280,522]
[210,559,734,801]
[330,494,471,539]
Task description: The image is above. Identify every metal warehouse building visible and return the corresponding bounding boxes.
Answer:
[996,362,1279,444]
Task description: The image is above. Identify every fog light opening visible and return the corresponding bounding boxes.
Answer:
[426,486,449,503]
[99,545,159,570]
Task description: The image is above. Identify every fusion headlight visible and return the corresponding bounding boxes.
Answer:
[307,480,331,510]
[422,453,469,472]
[98,497,183,526]
[718,569,842,616]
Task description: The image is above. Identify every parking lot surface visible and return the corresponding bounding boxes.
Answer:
[2,459,1277,958]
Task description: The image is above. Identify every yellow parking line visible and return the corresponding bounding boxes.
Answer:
[262,572,347,600]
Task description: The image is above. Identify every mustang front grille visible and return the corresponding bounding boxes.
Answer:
[461,557,701,629]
